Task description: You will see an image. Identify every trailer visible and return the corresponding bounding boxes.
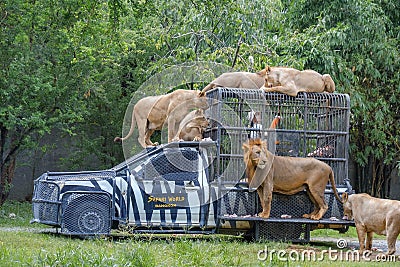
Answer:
[32,88,354,241]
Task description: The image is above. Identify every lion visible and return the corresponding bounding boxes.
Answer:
[201,68,266,93]
[114,95,162,147]
[172,109,209,142]
[242,138,342,220]
[114,89,208,148]
[342,193,400,255]
[260,66,335,97]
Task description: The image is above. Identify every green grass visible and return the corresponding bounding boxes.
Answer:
[1,201,399,266]
[0,201,41,228]
[312,227,358,239]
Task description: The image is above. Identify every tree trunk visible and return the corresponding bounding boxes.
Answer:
[0,127,19,207]
[0,155,16,206]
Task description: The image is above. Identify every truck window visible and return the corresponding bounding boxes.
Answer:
[143,148,199,185]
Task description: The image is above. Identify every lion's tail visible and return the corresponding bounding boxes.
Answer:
[201,82,215,94]
[322,74,335,93]
[114,108,137,143]
[329,169,343,204]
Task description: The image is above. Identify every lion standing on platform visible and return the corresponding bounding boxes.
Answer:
[242,138,342,220]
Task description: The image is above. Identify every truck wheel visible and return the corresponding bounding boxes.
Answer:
[62,194,111,236]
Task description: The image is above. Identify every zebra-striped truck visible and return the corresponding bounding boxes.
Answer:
[32,88,354,242]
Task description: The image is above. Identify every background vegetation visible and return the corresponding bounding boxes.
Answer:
[1,0,399,204]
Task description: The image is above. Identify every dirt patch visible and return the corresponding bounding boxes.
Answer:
[0,226,56,233]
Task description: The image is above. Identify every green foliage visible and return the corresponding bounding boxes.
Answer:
[286,1,399,196]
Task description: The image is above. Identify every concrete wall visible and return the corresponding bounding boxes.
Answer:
[389,168,400,199]
[8,132,105,201]
[347,157,400,199]
[9,134,72,201]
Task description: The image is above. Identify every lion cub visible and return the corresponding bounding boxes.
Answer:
[342,193,400,255]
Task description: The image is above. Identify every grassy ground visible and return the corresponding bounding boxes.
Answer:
[1,201,399,266]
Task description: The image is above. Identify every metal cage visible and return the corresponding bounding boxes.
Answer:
[205,88,351,241]
[205,88,350,185]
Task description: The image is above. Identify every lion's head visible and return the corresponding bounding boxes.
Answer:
[242,139,269,181]
[186,109,209,131]
[194,90,209,110]
[262,66,281,88]
[341,193,353,220]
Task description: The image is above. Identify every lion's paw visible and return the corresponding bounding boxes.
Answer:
[258,212,270,218]
[310,215,322,220]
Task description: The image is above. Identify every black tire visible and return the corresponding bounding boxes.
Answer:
[62,194,111,236]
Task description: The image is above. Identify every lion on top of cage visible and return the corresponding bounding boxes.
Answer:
[242,138,342,220]
[114,89,208,148]
[201,68,266,93]
[260,66,335,97]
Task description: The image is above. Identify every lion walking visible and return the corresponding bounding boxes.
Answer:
[114,90,208,148]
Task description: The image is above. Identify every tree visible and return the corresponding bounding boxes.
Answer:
[0,0,127,205]
[282,0,400,197]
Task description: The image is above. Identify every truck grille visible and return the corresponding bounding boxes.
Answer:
[32,179,61,225]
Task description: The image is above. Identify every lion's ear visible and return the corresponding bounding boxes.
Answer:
[198,91,206,97]
[258,67,267,76]
[342,192,348,203]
